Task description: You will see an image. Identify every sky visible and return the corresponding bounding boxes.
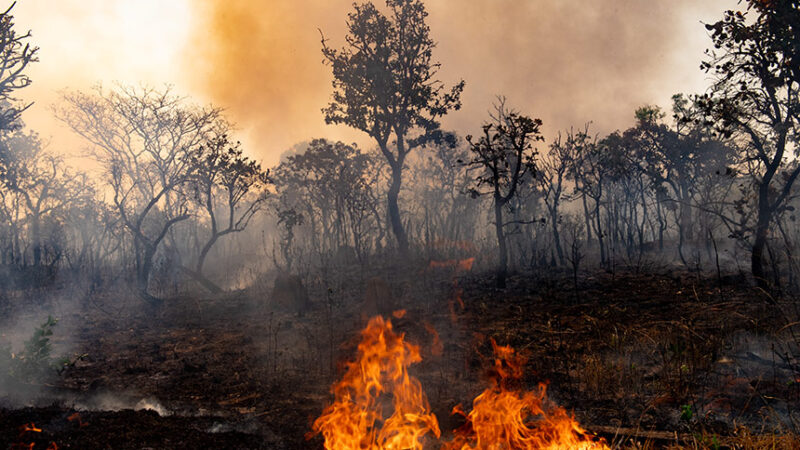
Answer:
[13,0,734,167]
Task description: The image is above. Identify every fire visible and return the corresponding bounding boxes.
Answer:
[310,317,606,449]
[443,340,608,450]
[307,314,441,449]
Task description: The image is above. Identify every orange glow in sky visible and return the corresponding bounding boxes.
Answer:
[11,0,733,167]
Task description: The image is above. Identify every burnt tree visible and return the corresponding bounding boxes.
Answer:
[0,3,37,133]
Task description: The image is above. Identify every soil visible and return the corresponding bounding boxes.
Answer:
[1,267,798,449]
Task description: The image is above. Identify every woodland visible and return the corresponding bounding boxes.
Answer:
[0,1,800,448]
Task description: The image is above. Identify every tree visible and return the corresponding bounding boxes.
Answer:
[698,1,800,287]
[321,0,464,255]
[631,97,735,264]
[271,139,382,264]
[56,85,221,300]
[536,131,576,266]
[0,3,38,133]
[565,126,607,264]
[0,130,89,268]
[407,137,478,254]
[188,133,271,293]
[466,99,543,288]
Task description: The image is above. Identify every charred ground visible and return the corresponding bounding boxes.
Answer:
[1,265,798,449]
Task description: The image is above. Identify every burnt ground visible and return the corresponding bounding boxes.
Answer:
[1,266,800,449]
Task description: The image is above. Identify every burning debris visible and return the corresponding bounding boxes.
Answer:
[310,314,607,449]
[12,422,58,450]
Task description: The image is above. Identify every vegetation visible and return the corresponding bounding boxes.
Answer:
[0,1,799,447]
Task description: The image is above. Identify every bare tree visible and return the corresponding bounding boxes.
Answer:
[321,0,464,255]
[466,99,543,288]
[56,85,221,300]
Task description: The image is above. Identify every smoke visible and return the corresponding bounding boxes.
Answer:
[185,0,732,164]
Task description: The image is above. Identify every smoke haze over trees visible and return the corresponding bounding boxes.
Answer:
[0,0,795,295]
[1,1,800,448]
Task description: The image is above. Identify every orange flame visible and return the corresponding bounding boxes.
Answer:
[18,423,41,436]
[443,340,608,450]
[309,320,606,449]
[12,423,42,450]
[308,315,441,449]
[67,412,89,428]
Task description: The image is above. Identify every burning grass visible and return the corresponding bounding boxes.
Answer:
[309,313,608,449]
[2,269,799,448]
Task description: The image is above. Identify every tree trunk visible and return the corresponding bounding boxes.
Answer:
[387,165,408,255]
[31,213,41,266]
[551,207,564,266]
[594,200,606,265]
[137,244,161,303]
[752,193,772,289]
[494,198,507,288]
[194,233,223,294]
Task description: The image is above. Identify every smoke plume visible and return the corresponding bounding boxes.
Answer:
[185,0,732,163]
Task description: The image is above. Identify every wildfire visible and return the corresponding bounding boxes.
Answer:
[307,314,441,449]
[444,339,608,449]
[310,316,606,449]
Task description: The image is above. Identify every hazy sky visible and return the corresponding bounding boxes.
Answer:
[14,0,733,166]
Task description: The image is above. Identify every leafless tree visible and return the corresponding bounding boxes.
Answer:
[56,85,221,300]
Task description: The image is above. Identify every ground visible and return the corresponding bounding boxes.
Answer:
[1,266,799,449]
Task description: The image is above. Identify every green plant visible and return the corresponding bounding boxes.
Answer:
[680,403,694,422]
[7,316,60,382]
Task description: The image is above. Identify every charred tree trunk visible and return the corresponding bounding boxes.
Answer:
[751,184,772,289]
[387,164,409,256]
[494,197,507,289]
[194,234,223,294]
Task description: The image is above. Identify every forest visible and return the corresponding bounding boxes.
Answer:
[0,0,799,448]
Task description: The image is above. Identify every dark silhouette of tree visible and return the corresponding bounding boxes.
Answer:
[188,134,271,293]
[0,3,37,133]
[320,0,464,255]
[631,97,735,264]
[698,0,800,288]
[56,85,221,301]
[565,126,607,264]
[536,131,576,266]
[466,99,542,288]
